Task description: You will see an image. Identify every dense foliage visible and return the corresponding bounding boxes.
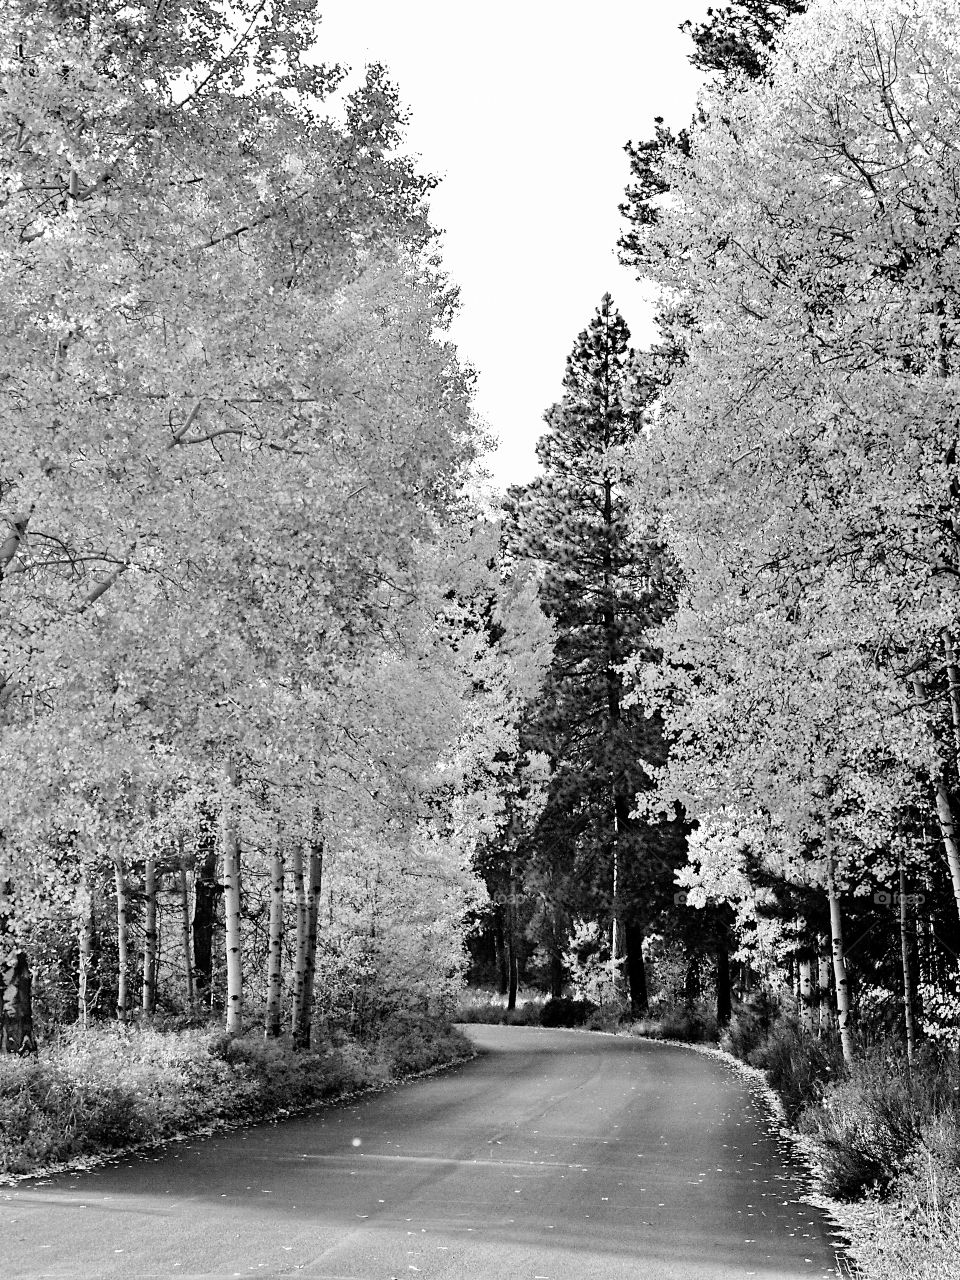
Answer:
[0,0,550,1054]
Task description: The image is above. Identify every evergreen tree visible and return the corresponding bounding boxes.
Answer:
[505,296,683,1014]
[681,1,808,82]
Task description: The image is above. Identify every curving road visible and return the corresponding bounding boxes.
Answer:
[1,1026,844,1279]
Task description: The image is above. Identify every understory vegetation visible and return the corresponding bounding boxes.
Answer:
[0,1014,471,1179]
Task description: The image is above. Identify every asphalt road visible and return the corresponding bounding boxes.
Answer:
[1,1025,845,1280]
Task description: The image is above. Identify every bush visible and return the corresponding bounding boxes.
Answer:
[799,1045,960,1201]
[540,997,598,1028]
[0,1015,473,1178]
[720,990,782,1061]
[746,1016,845,1120]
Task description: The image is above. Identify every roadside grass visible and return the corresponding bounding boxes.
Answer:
[454,986,547,1025]
[0,1014,472,1179]
[713,1001,960,1280]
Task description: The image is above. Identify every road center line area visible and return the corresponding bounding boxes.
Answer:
[0,1026,846,1280]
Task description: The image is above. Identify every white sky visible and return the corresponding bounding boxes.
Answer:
[314,2,710,488]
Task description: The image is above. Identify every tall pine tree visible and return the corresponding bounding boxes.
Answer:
[505,296,682,1014]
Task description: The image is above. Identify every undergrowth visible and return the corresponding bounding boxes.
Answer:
[718,997,960,1280]
[0,1014,471,1178]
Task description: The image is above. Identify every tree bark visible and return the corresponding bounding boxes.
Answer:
[290,843,307,1035]
[899,859,919,1066]
[492,903,508,997]
[115,857,129,1023]
[222,760,243,1037]
[715,941,732,1028]
[505,873,519,1011]
[817,936,834,1034]
[265,846,284,1039]
[625,922,649,1016]
[77,869,96,1030]
[913,675,960,924]
[548,924,564,999]
[933,779,960,925]
[178,852,196,1018]
[141,857,157,1016]
[292,837,323,1050]
[826,851,855,1064]
[192,803,219,1005]
[942,628,960,761]
[798,954,815,1033]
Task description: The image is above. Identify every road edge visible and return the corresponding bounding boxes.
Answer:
[0,1048,479,1191]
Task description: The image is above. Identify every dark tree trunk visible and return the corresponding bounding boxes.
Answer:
[505,880,519,1011]
[549,945,564,998]
[492,903,508,997]
[715,942,732,1027]
[625,923,648,1016]
[683,954,699,1008]
[192,805,219,1005]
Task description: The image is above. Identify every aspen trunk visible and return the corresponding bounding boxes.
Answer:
[826,852,855,1064]
[798,956,815,1033]
[294,840,323,1050]
[933,780,960,924]
[265,847,284,1039]
[178,855,196,1017]
[817,935,834,1034]
[115,858,129,1023]
[899,860,918,1066]
[290,843,306,1035]
[913,675,960,924]
[505,869,519,1011]
[141,857,157,1016]
[942,629,960,760]
[222,760,243,1037]
[78,874,95,1030]
[610,841,625,998]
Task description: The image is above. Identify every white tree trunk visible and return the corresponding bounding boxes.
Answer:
[826,851,855,1064]
[290,843,307,1037]
[78,874,95,1030]
[817,934,833,1034]
[114,858,129,1023]
[178,852,196,1017]
[293,839,323,1050]
[265,847,284,1039]
[222,760,243,1037]
[934,780,960,924]
[913,675,960,924]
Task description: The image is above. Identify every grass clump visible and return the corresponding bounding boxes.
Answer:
[0,1015,472,1178]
